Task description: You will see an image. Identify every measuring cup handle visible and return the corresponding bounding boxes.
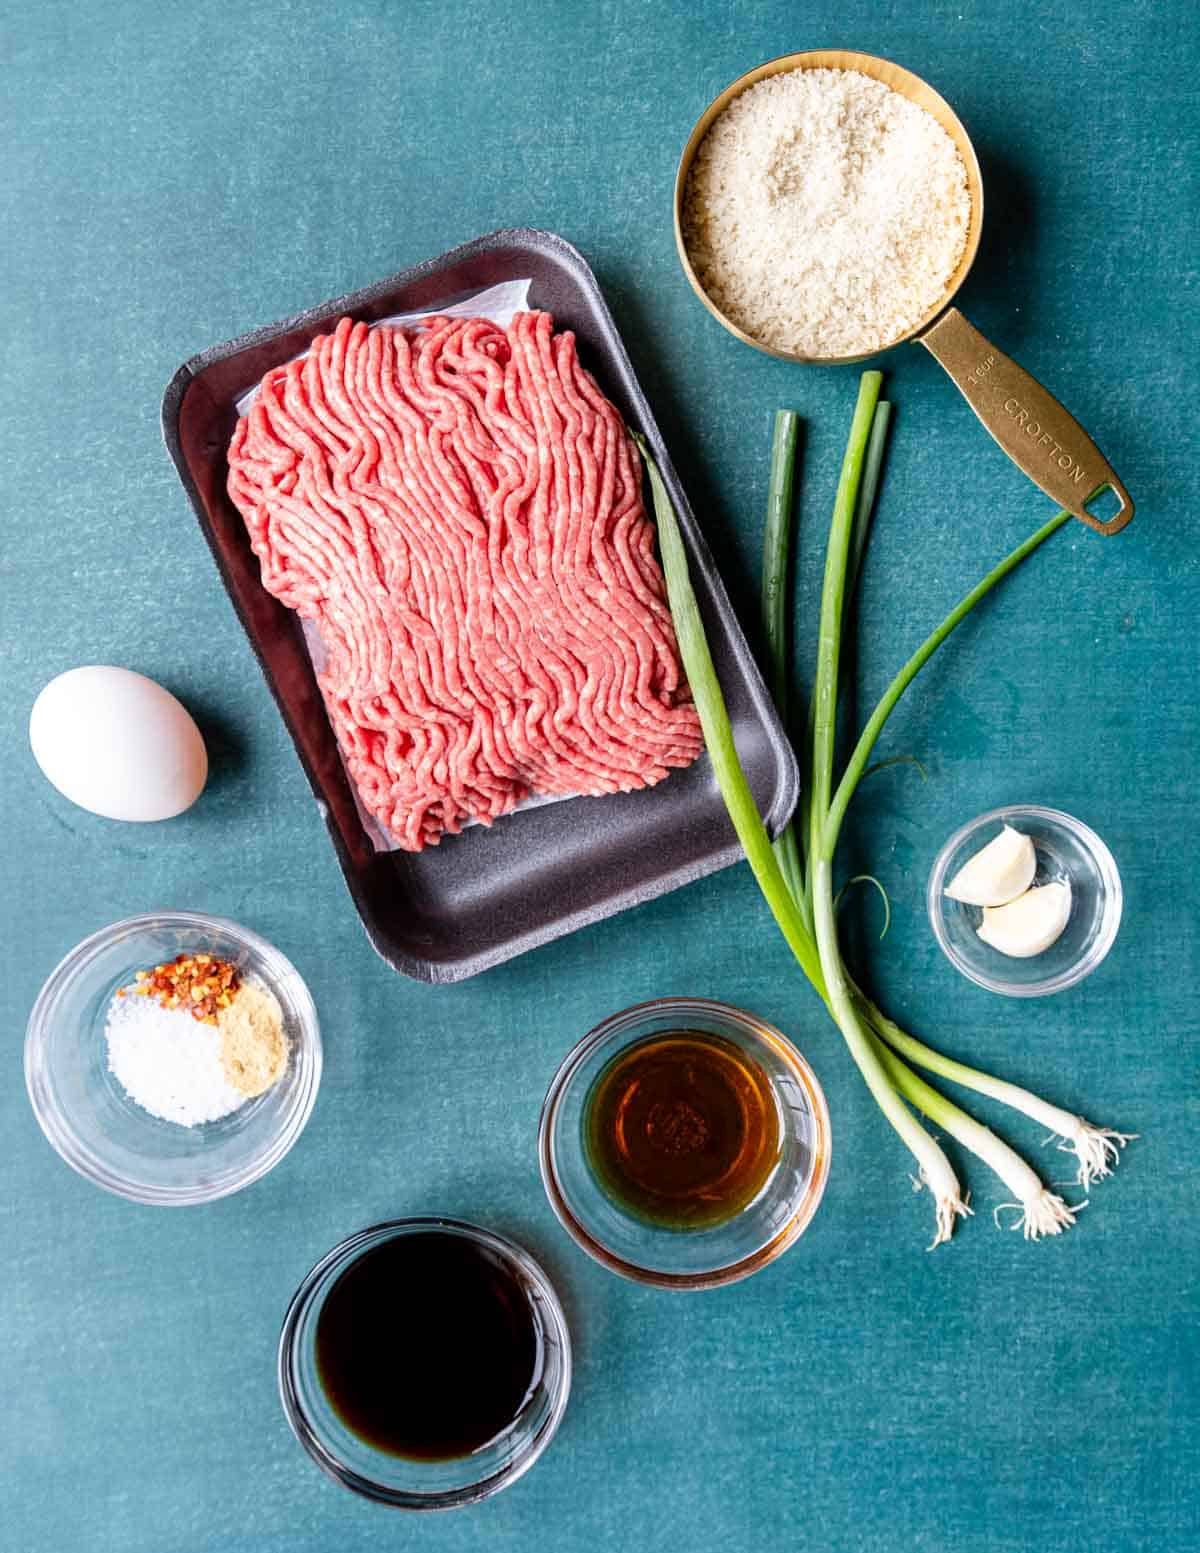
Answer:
[918,308,1133,534]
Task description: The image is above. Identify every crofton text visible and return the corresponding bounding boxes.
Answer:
[1003,396,1089,484]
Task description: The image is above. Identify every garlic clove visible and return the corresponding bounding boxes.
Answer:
[977,881,1072,958]
[944,825,1037,907]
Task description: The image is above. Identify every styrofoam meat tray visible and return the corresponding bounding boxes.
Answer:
[162,229,798,983]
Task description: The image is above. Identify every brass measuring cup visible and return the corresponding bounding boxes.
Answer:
[674,49,1132,534]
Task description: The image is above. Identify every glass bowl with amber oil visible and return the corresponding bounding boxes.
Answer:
[278,1218,571,1509]
[538,998,831,1289]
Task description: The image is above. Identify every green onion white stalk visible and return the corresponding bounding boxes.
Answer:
[868,1032,1078,1239]
[856,989,1135,1190]
[637,384,1132,1248]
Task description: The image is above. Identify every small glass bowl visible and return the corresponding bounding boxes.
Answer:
[928,805,1122,997]
[538,997,831,1290]
[24,911,321,1204]
[278,1218,571,1509]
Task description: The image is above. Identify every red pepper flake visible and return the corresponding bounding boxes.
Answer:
[131,953,241,1024]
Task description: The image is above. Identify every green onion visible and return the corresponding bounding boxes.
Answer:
[802,386,1093,1240]
[807,373,882,889]
[795,395,892,923]
[847,400,892,600]
[801,373,971,1245]
[641,422,968,1248]
[762,410,800,715]
[638,378,1133,1247]
[861,753,927,783]
[835,875,891,940]
[635,434,824,993]
[761,411,805,909]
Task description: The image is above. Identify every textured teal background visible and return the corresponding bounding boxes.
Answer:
[2,2,1196,1549]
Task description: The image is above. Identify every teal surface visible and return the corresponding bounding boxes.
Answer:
[3,2,1196,1549]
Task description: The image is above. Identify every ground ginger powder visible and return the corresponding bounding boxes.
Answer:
[217,980,288,1097]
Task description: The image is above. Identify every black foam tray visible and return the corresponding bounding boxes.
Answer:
[162,229,798,982]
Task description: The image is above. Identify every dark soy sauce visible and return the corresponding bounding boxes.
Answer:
[315,1231,540,1460]
[584,1030,781,1230]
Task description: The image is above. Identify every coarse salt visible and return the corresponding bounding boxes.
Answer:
[683,67,971,357]
[106,990,246,1127]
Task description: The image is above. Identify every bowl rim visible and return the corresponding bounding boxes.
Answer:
[24,910,322,1205]
[276,1216,572,1510]
[538,996,832,1290]
[926,805,1123,997]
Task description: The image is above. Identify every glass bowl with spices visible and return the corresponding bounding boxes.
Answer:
[539,997,831,1289]
[24,911,321,1205]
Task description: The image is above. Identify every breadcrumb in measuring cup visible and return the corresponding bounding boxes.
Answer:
[682,67,971,357]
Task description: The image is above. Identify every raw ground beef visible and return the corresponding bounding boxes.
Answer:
[227,310,703,850]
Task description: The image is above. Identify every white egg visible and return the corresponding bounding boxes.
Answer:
[29,666,208,822]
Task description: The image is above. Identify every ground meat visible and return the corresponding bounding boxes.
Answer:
[227,310,703,850]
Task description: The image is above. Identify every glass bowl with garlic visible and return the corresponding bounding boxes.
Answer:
[927,806,1122,996]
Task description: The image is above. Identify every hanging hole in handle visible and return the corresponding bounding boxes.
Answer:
[1080,481,1133,537]
[1086,486,1123,525]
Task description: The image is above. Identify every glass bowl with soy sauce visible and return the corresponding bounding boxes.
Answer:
[539,998,831,1289]
[278,1218,571,1509]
